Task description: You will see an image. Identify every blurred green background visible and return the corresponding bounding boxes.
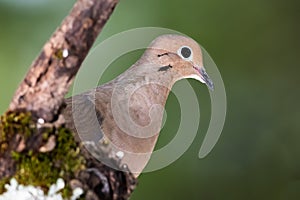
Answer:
[0,0,299,199]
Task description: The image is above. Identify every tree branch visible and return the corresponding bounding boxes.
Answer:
[9,0,118,122]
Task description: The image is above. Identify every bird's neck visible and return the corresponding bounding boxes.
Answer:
[112,66,172,136]
[112,61,175,106]
[98,62,174,154]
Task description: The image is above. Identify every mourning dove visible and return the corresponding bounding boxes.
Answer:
[62,34,213,177]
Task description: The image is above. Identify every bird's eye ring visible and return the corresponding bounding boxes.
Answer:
[177,46,193,61]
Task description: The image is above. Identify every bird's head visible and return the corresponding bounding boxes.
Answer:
[144,34,214,90]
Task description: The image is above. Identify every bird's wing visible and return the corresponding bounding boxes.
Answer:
[63,93,104,142]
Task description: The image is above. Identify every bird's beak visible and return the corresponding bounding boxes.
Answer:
[200,67,214,91]
[194,66,214,91]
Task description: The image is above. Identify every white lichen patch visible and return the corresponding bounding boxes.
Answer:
[116,151,124,159]
[0,178,83,200]
[37,118,45,124]
[62,49,69,58]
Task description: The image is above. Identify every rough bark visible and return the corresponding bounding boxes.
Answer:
[9,0,118,122]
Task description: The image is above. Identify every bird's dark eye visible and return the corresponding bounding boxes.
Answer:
[181,47,191,58]
[178,46,193,60]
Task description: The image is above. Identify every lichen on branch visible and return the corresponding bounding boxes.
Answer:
[0,111,85,198]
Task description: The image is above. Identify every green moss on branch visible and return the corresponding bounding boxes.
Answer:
[0,111,86,198]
